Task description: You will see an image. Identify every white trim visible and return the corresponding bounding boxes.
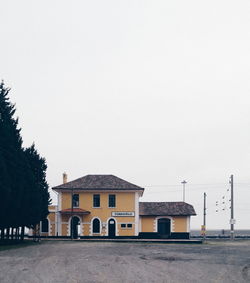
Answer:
[187,216,190,232]
[106,217,118,236]
[154,216,173,233]
[134,192,139,236]
[90,217,102,236]
[58,192,62,211]
[56,193,60,236]
[58,212,62,236]
[68,215,82,237]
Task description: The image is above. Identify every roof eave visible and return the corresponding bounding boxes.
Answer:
[52,187,144,192]
[140,213,196,216]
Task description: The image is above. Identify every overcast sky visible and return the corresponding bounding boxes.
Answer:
[1,1,250,230]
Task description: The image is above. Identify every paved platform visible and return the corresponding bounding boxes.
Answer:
[77,238,202,244]
[2,240,250,282]
[32,237,202,244]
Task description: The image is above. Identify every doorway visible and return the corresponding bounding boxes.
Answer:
[71,216,80,239]
[108,218,116,237]
[157,218,171,238]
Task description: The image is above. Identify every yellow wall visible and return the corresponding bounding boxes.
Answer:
[49,205,57,210]
[62,224,68,235]
[60,191,136,236]
[141,217,155,232]
[46,191,191,236]
[61,192,71,210]
[48,212,55,222]
[51,223,55,235]
[174,216,187,232]
[140,216,188,233]
[61,191,135,211]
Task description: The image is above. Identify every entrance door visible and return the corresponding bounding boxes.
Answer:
[108,219,116,237]
[71,216,80,239]
[157,218,171,238]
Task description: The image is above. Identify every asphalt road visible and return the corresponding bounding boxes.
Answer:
[0,240,250,283]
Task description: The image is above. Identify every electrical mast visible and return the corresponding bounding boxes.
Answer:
[203,192,207,240]
[229,175,235,240]
[181,180,187,202]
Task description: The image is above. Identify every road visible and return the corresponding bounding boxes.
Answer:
[0,240,250,283]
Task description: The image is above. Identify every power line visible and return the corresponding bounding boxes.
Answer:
[144,183,229,187]
[144,183,250,193]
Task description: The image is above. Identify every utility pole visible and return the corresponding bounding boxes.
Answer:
[229,175,235,240]
[181,180,187,202]
[203,192,207,240]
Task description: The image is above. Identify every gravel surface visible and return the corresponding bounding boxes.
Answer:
[0,240,250,283]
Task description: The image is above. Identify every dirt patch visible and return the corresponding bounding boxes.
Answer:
[242,265,250,281]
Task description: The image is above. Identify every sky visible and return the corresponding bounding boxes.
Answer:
[1,0,250,230]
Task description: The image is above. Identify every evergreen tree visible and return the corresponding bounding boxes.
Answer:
[24,144,50,229]
[0,149,11,239]
[0,81,51,241]
[0,81,24,238]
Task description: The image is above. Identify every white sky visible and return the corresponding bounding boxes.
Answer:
[1,1,250,230]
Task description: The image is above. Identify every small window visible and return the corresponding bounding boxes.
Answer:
[127,224,132,228]
[121,224,126,228]
[93,194,100,207]
[109,194,116,207]
[93,218,100,233]
[41,219,49,232]
[72,194,79,208]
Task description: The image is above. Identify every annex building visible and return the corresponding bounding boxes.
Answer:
[41,174,196,239]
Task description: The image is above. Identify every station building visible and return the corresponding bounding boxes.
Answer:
[41,174,196,239]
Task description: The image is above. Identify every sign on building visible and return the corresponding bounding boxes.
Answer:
[112,211,135,217]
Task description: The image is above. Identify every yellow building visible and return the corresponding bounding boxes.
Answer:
[41,174,196,239]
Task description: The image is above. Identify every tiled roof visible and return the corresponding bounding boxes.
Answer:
[59,208,90,214]
[53,174,144,191]
[139,202,196,216]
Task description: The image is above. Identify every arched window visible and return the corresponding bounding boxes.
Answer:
[92,218,100,233]
[41,219,49,233]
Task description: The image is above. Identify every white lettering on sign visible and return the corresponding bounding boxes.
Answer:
[112,212,135,217]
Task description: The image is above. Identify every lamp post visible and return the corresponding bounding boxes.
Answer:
[181,180,187,202]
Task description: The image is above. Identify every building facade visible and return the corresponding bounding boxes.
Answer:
[41,174,196,239]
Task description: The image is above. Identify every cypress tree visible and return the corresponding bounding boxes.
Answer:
[0,81,23,239]
[24,144,50,230]
[0,81,51,241]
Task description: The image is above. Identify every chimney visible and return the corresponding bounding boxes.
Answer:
[63,172,68,184]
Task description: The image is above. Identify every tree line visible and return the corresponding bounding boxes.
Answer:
[0,82,51,242]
